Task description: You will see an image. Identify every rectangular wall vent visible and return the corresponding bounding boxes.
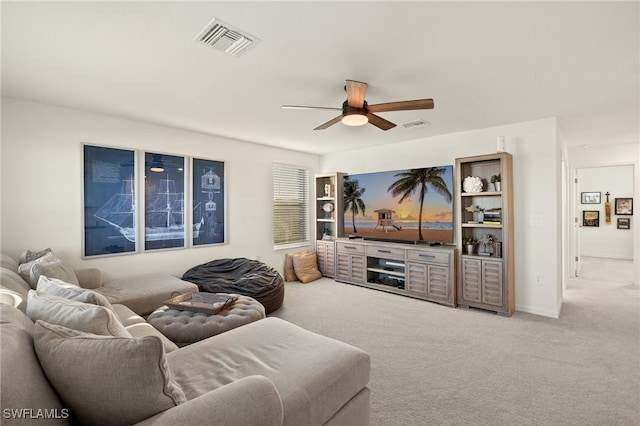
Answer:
[195,19,259,57]
[401,119,430,129]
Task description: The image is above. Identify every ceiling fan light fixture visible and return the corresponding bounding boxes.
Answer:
[341,112,368,127]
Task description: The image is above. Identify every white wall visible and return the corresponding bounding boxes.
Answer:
[322,118,564,317]
[0,98,320,280]
[577,165,634,258]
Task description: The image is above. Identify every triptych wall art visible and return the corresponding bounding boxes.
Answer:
[83,144,225,258]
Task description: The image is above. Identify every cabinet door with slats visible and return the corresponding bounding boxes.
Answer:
[427,264,450,300]
[482,260,503,306]
[406,262,427,295]
[461,257,482,303]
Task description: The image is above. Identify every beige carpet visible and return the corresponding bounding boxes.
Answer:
[271,260,639,425]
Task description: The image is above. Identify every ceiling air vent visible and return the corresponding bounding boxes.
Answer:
[194,19,259,57]
[401,119,430,129]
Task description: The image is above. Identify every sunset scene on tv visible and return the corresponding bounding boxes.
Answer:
[343,166,454,244]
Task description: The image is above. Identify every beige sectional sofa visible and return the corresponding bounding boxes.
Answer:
[0,252,371,425]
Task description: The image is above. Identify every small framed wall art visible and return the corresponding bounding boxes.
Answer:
[615,198,633,215]
[617,218,631,230]
[582,210,599,227]
[581,192,601,204]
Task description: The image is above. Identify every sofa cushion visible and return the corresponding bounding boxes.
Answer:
[0,305,67,421]
[36,275,113,311]
[96,273,198,316]
[33,321,187,426]
[26,291,130,337]
[17,251,58,288]
[111,303,180,353]
[0,253,19,272]
[1,268,31,311]
[31,259,80,287]
[73,267,103,289]
[167,317,370,426]
[292,251,322,283]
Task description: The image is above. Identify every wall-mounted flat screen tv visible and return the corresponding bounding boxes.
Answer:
[343,166,454,244]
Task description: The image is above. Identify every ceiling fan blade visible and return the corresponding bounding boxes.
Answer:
[314,115,344,130]
[367,98,434,113]
[366,113,396,131]
[281,105,341,111]
[345,80,368,108]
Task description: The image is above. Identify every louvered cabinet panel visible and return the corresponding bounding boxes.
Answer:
[482,260,503,306]
[349,254,366,284]
[461,258,482,303]
[336,253,351,282]
[325,244,335,277]
[427,264,450,300]
[406,262,427,295]
[316,240,335,278]
[335,252,365,284]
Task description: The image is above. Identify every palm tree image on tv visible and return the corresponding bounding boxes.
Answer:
[387,167,452,241]
[343,177,366,233]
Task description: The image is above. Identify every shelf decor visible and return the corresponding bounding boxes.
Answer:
[83,144,137,257]
[463,176,483,193]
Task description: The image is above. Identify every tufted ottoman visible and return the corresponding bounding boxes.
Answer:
[147,294,265,347]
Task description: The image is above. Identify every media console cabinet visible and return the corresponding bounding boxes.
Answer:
[329,238,457,307]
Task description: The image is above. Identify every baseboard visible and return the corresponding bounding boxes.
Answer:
[515,302,561,319]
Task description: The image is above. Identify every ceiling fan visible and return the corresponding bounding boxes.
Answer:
[281,80,434,131]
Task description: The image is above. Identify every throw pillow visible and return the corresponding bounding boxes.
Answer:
[292,251,322,283]
[18,247,52,264]
[26,291,130,337]
[284,252,301,282]
[31,259,79,287]
[36,275,114,311]
[33,321,187,426]
[17,251,57,288]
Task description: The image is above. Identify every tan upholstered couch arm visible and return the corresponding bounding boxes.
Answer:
[74,268,102,289]
[134,375,283,426]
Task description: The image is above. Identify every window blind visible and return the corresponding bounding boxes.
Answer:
[273,164,309,246]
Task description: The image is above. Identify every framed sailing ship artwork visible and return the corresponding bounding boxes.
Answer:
[83,144,137,257]
[192,158,226,246]
[144,152,186,251]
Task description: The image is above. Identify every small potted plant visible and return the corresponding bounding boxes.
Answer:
[490,174,501,192]
[320,228,332,240]
[462,237,478,255]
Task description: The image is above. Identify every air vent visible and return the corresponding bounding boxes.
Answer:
[401,119,430,129]
[195,19,259,57]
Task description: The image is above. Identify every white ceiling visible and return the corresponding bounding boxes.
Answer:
[2,1,638,155]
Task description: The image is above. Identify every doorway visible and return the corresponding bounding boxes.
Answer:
[569,163,636,284]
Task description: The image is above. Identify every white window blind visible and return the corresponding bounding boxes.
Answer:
[273,164,309,246]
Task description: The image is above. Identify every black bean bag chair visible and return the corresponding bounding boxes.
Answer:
[182,258,285,314]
